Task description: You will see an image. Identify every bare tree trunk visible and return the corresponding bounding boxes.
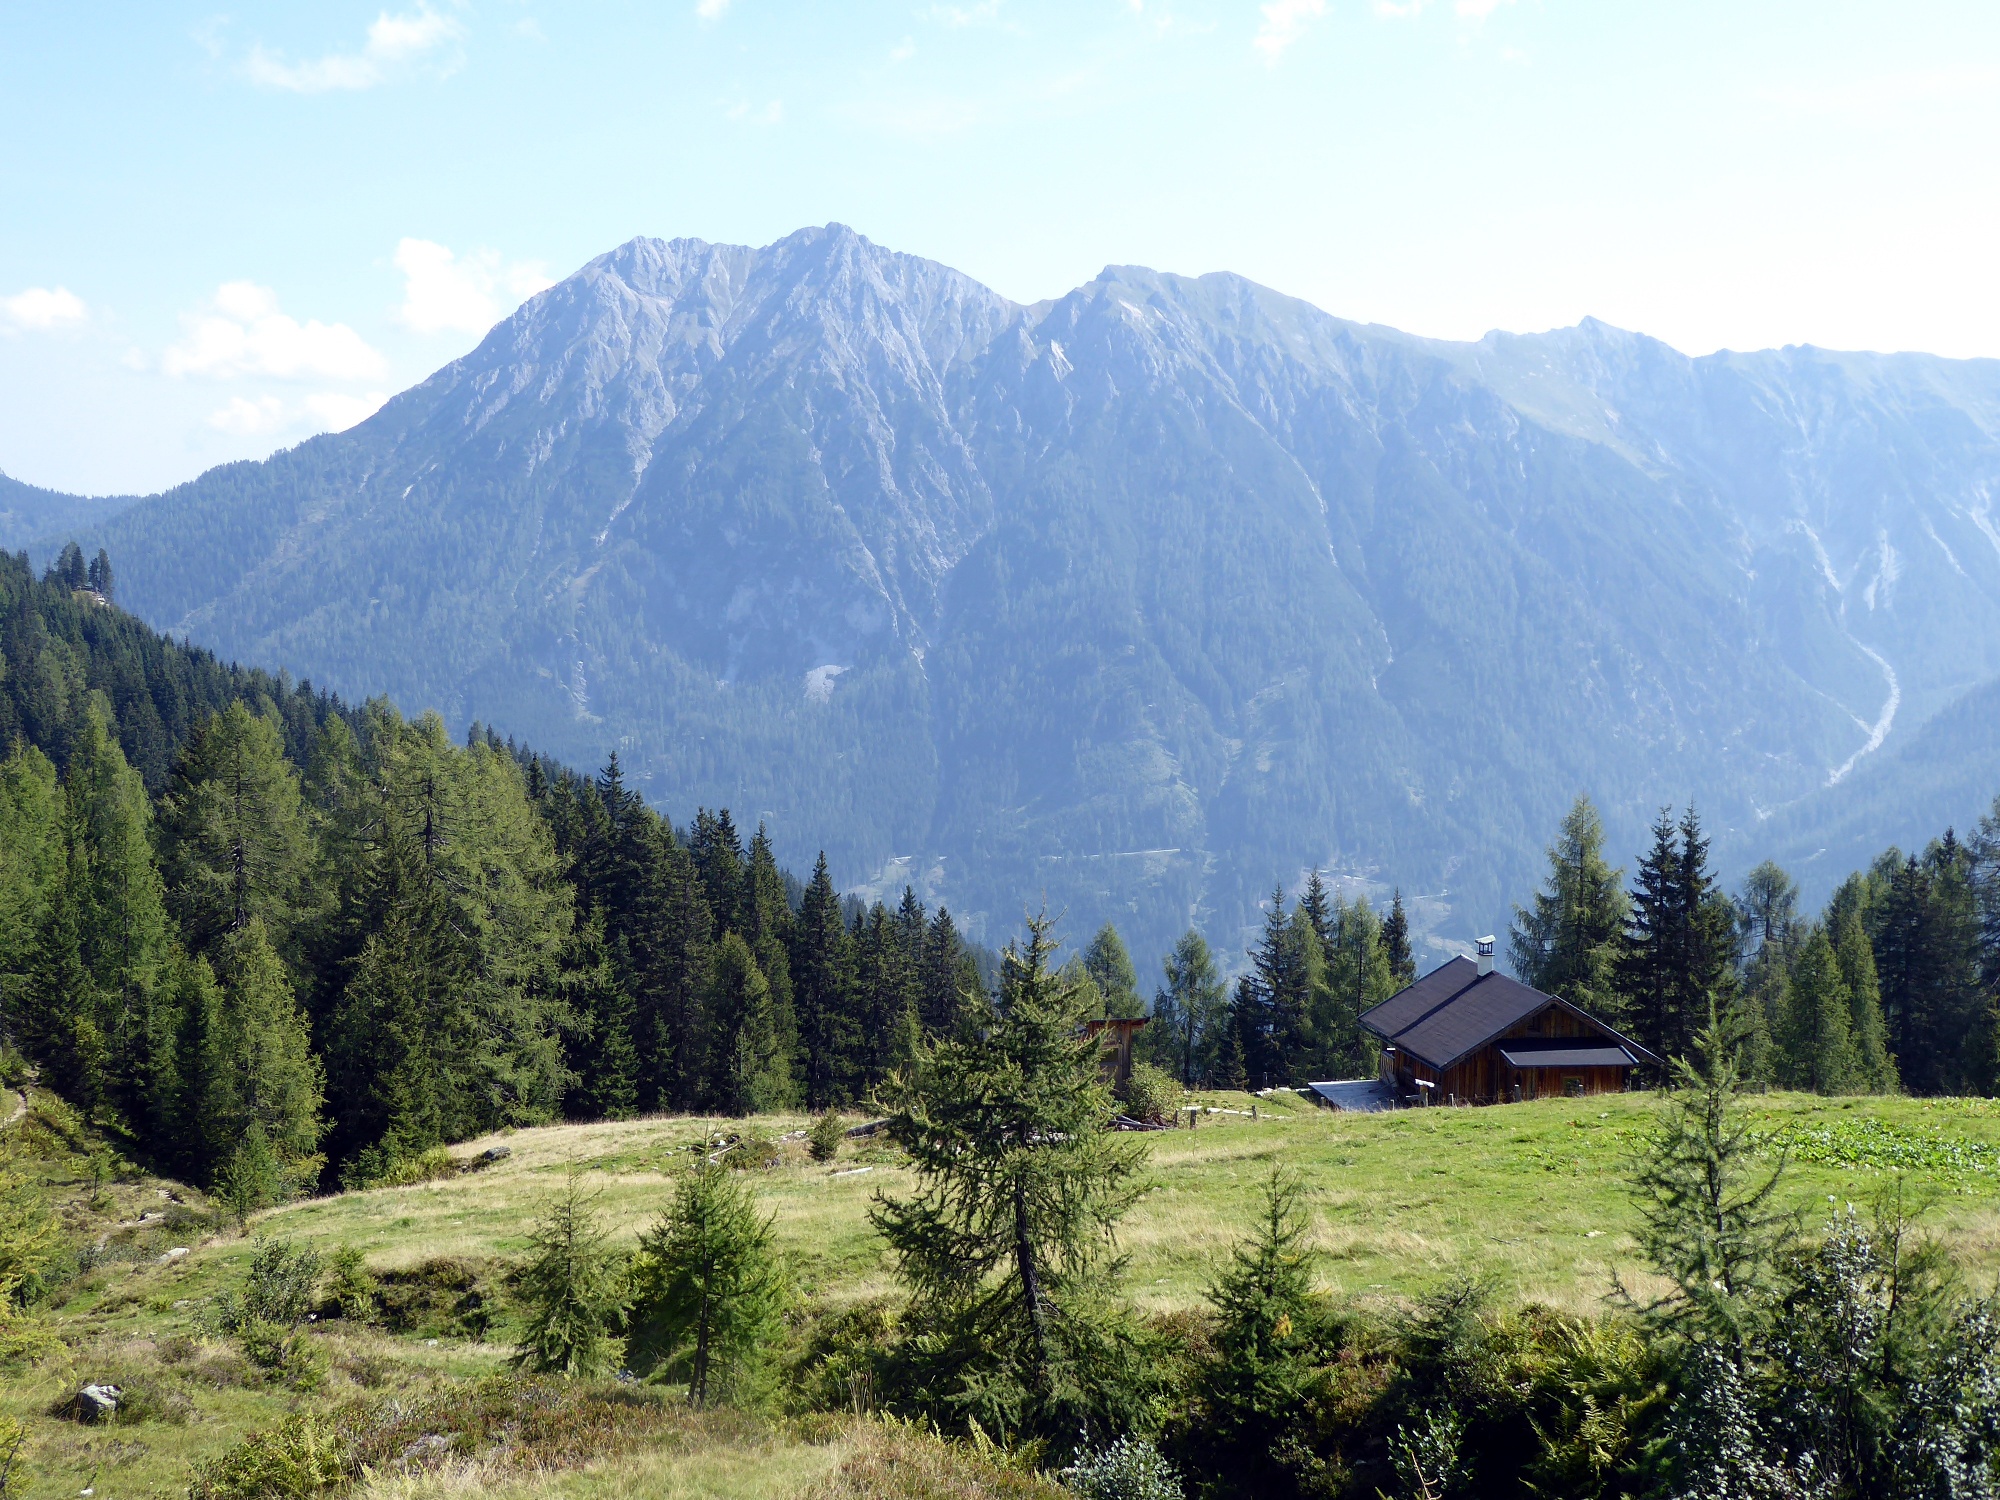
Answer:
[1013,1175,1049,1382]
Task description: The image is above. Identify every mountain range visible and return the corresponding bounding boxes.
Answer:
[14,224,2000,969]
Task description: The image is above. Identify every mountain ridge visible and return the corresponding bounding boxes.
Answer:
[23,224,2000,968]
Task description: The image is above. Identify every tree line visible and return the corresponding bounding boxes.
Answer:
[1512,795,2000,1095]
[0,549,1011,1206]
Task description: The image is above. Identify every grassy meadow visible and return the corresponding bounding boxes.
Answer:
[6,1085,1999,1498]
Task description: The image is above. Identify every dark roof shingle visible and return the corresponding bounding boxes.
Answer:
[1360,956,1659,1070]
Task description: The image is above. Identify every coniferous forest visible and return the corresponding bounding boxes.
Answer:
[6,545,2000,1500]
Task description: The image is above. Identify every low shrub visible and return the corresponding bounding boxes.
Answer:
[187,1411,349,1500]
[207,1236,328,1388]
[1062,1436,1186,1500]
[802,1418,1064,1500]
[342,1144,459,1191]
[320,1245,378,1324]
[1123,1064,1180,1125]
[372,1256,495,1339]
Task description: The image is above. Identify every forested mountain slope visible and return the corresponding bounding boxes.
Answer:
[47,226,2000,965]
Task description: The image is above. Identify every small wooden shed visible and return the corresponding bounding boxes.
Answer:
[1359,949,1656,1106]
[1085,1016,1148,1097]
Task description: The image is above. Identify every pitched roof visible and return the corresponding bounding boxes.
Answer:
[1359,956,1659,1071]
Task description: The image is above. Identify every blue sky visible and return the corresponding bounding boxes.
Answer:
[4,0,1998,494]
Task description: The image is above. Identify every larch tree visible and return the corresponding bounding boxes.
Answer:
[1148,928,1227,1087]
[627,1162,784,1406]
[1510,794,1628,1016]
[871,913,1151,1444]
[156,701,314,962]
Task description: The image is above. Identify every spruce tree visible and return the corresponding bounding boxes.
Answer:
[1243,887,1297,1088]
[1617,806,1735,1066]
[1380,889,1416,988]
[1510,794,1627,1015]
[627,1162,784,1406]
[1192,1170,1321,1494]
[791,854,855,1106]
[872,913,1151,1443]
[703,932,792,1115]
[564,915,638,1121]
[1776,925,1860,1095]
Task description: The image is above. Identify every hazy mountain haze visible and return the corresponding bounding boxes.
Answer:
[32,226,2000,967]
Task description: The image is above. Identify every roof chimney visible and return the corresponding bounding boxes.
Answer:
[1475,935,1495,976]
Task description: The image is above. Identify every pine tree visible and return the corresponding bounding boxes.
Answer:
[1510,794,1627,1016]
[86,548,112,600]
[627,1162,784,1406]
[511,1170,626,1379]
[872,913,1151,1443]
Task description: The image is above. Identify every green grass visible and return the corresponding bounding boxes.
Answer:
[4,1087,1998,1497]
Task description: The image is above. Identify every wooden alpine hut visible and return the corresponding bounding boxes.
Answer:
[1360,937,1658,1106]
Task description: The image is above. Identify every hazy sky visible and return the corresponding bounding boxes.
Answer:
[5,0,1998,495]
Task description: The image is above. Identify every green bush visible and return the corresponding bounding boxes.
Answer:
[187,1412,349,1500]
[372,1256,494,1339]
[1123,1063,1180,1124]
[809,1110,845,1163]
[208,1237,327,1386]
[341,1144,458,1190]
[320,1244,377,1324]
[1061,1436,1186,1500]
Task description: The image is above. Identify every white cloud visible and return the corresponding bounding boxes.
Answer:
[393,239,553,335]
[245,5,464,93]
[1455,0,1513,17]
[889,36,916,62]
[725,98,785,125]
[165,282,387,380]
[1254,0,1324,61]
[305,391,389,431]
[1,286,88,331]
[208,396,288,435]
[696,0,732,17]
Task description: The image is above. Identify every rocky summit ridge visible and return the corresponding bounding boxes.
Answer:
[40,224,2000,966]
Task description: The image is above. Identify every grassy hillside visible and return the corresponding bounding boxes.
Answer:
[4,1087,1997,1498]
